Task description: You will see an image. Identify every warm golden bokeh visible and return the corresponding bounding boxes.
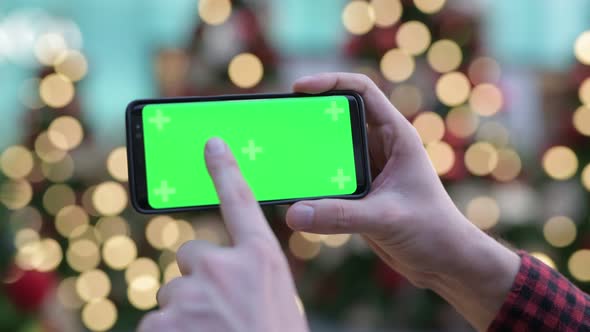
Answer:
[574,30,590,65]
[427,39,462,73]
[107,147,129,182]
[127,276,159,310]
[469,84,503,116]
[425,141,455,175]
[57,277,85,310]
[198,0,232,25]
[289,232,321,260]
[390,84,423,117]
[543,216,577,248]
[491,148,522,182]
[568,250,590,282]
[82,298,117,331]
[102,235,137,270]
[530,252,556,269]
[228,53,264,89]
[92,181,128,216]
[582,164,590,191]
[414,0,446,14]
[464,142,498,176]
[466,196,500,230]
[396,21,431,55]
[580,77,590,106]
[34,33,67,65]
[0,180,33,210]
[445,106,479,138]
[370,0,402,27]
[41,154,75,182]
[48,116,84,150]
[1,146,34,179]
[468,57,501,84]
[573,106,590,136]
[436,72,471,106]
[125,258,161,284]
[76,269,111,302]
[380,48,415,82]
[413,111,445,144]
[55,50,88,81]
[342,1,375,35]
[55,205,90,238]
[40,73,75,108]
[43,184,76,215]
[66,239,100,272]
[542,146,578,180]
[34,131,67,163]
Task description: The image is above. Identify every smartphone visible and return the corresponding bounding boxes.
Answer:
[126,91,371,214]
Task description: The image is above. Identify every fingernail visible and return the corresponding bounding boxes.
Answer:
[289,204,314,230]
[206,137,226,156]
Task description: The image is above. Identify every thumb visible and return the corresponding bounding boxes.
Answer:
[286,198,388,235]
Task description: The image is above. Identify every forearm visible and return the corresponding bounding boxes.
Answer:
[425,220,520,331]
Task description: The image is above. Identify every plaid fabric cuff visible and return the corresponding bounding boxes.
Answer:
[488,251,590,332]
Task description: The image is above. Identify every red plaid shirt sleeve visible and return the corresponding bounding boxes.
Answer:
[488,251,590,332]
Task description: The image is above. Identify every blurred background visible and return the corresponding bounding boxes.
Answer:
[0,0,590,331]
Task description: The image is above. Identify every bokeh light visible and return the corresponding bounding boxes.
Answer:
[107,147,128,182]
[92,181,128,216]
[125,258,160,284]
[580,78,590,107]
[342,1,375,35]
[426,141,455,176]
[412,111,445,144]
[10,206,43,232]
[574,30,590,65]
[390,84,423,117]
[170,219,196,251]
[228,53,264,89]
[48,116,84,150]
[464,142,498,176]
[491,148,522,182]
[370,0,402,28]
[1,146,34,179]
[40,73,75,108]
[198,0,232,25]
[55,205,90,238]
[414,0,446,14]
[82,186,100,217]
[0,180,33,210]
[542,146,578,180]
[43,184,76,215]
[476,121,510,147]
[57,277,85,310]
[543,216,577,248]
[34,33,67,65]
[568,250,590,282]
[82,298,117,332]
[323,234,351,248]
[466,196,500,230]
[164,261,182,283]
[468,57,501,84]
[469,84,503,116]
[35,131,67,163]
[102,235,137,270]
[427,39,462,73]
[127,276,159,310]
[436,72,471,106]
[573,106,590,136]
[380,49,415,82]
[530,252,556,269]
[66,239,100,272]
[54,50,88,81]
[96,216,130,240]
[289,232,321,260]
[582,164,590,191]
[396,21,431,56]
[76,269,111,302]
[41,154,75,183]
[146,216,179,250]
[445,106,479,138]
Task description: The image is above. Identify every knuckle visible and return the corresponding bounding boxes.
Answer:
[334,202,354,231]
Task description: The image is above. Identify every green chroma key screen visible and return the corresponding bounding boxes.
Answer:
[142,96,357,209]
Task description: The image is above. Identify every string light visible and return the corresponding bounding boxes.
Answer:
[568,250,590,282]
[34,33,67,65]
[56,205,90,238]
[414,0,446,14]
[125,258,160,284]
[48,116,84,150]
[445,106,479,138]
[530,252,556,269]
[582,164,590,191]
[476,121,510,147]
[170,219,195,251]
[580,78,590,107]
[82,186,100,217]
[464,142,498,176]
[127,276,159,310]
[106,147,128,182]
[102,235,137,270]
[1,146,34,179]
[574,30,590,65]
[92,181,128,216]
[57,277,84,309]
[10,207,43,232]
[228,53,264,89]
[469,84,503,116]
[573,106,590,136]
[322,234,351,248]
[466,196,500,230]
[390,84,423,117]
[427,39,462,73]
[342,1,375,35]
[164,261,182,283]
[380,48,415,82]
[96,216,130,240]
[146,216,178,250]
[436,72,471,106]
[198,0,232,25]
[54,50,88,81]
[289,232,321,260]
[35,132,66,163]
[413,111,445,144]
[40,73,75,109]
[82,298,117,332]
[41,154,74,183]
[0,180,33,210]
[426,141,455,176]
[76,269,111,302]
[396,21,431,56]
[468,57,501,84]
[491,149,522,182]
[66,239,100,272]
[370,0,402,28]
[542,146,578,180]
[43,184,76,215]
[543,216,577,248]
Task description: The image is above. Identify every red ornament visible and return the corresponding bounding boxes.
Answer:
[3,266,57,312]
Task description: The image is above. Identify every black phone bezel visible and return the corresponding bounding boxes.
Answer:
[125,91,371,214]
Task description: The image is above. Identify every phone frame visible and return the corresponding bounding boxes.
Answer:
[126,91,371,214]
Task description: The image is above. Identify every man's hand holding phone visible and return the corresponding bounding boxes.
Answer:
[138,138,308,332]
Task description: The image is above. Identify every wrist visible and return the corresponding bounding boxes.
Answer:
[425,216,521,331]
